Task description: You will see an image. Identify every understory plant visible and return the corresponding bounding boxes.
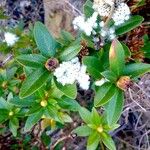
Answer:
[0,0,150,149]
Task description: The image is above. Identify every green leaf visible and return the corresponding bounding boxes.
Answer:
[105,89,124,125]
[87,131,100,150]
[0,109,9,123]
[61,113,72,123]
[59,30,75,45]
[94,83,116,107]
[54,79,77,99]
[16,54,47,68]
[109,39,125,76]
[24,109,43,132]
[121,42,131,58]
[101,133,116,150]
[44,106,61,122]
[84,0,94,17]
[9,96,36,107]
[123,63,150,78]
[19,68,50,99]
[57,96,80,111]
[91,108,101,126]
[73,125,92,137]
[101,70,117,82]
[9,117,19,137]
[6,67,17,80]
[83,56,102,79]
[79,107,92,124]
[116,16,144,35]
[59,43,81,61]
[0,97,9,109]
[34,22,57,57]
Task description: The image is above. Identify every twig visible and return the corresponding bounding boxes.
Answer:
[134,82,150,98]
[134,112,143,130]
[64,0,83,16]
[142,22,150,26]
[50,134,72,150]
[116,136,145,150]
[0,54,13,67]
[138,130,150,150]
[128,88,147,112]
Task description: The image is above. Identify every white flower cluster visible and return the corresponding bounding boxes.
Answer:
[54,57,90,90]
[73,12,98,36]
[100,26,116,40]
[112,3,130,26]
[93,0,131,26]
[93,0,111,17]
[4,32,19,46]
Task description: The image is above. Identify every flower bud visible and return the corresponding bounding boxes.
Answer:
[9,111,14,116]
[40,100,48,107]
[117,76,131,91]
[97,125,103,133]
[45,58,59,71]
[1,81,8,89]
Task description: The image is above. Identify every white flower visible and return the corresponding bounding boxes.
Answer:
[99,21,105,27]
[100,29,107,37]
[113,3,130,26]
[95,78,109,86]
[93,0,130,26]
[104,0,114,6]
[73,12,98,36]
[54,58,90,90]
[93,0,111,17]
[109,34,116,40]
[4,32,19,46]
[93,2,111,17]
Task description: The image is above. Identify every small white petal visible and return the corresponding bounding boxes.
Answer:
[4,32,19,46]
[95,78,108,86]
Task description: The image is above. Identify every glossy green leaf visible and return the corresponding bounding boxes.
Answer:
[44,106,61,122]
[9,96,36,107]
[84,0,94,17]
[0,109,9,123]
[6,67,17,80]
[34,22,57,57]
[83,56,102,79]
[123,63,150,78]
[109,39,125,76]
[59,43,81,61]
[16,54,47,68]
[105,89,124,125]
[121,42,131,58]
[0,97,9,109]
[54,79,77,99]
[59,30,75,45]
[87,131,100,150]
[101,70,117,82]
[24,109,43,132]
[57,96,80,111]
[91,108,101,126]
[19,68,50,99]
[61,113,72,123]
[73,125,92,137]
[79,107,92,124]
[101,133,116,150]
[116,16,144,35]
[9,117,19,137]
[94,83,116,107]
